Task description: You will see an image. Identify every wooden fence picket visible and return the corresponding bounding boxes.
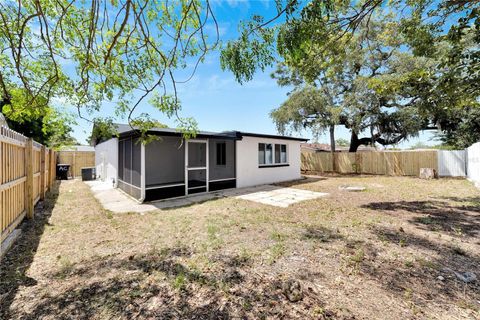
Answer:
[301,150,439,176]
[1,127,57,247]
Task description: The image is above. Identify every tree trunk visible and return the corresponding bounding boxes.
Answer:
[349,131,361,152]
[329,125,336,172]
[349,131,375,152]
[329,125,336,152]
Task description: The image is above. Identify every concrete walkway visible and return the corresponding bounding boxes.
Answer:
[85,180,328,213]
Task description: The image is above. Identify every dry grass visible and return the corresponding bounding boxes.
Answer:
[1,176,479,319]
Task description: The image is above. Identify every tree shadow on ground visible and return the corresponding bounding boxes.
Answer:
[0,182,60,319]
[275,176,327,187]
[362,226,480,310]
[436,196,480,212]
[12,248,344,320]
[361,199,480,238]
[302,225,344,243]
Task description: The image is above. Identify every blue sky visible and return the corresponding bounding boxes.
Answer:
[67,0,437,148]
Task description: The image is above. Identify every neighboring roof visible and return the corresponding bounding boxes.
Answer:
[114,123,308,142]
[61,145,95,152]
[301,143,376,152]
[301,143,331,151]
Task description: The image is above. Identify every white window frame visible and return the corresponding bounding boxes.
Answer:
[258,143,288,166]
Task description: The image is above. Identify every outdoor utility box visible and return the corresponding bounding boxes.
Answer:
[81,167,96,181]
[56,164,70,180]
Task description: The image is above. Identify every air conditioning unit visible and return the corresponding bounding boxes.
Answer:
[81,167,96,181]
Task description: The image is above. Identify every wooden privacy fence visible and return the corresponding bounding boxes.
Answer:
[302,150,438,176]
[57,151,95,177]
[1,126,56,244]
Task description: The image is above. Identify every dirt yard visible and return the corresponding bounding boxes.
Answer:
[1,176,479,319]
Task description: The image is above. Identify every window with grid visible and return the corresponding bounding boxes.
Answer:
[259,143,287,165]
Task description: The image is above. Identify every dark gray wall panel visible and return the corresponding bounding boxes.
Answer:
[124,138,132,184]
[145,186,185,202]
[145,136,185,186]
[132,138,141,187]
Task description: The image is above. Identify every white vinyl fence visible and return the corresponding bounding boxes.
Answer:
[467,142,480,187]
[438,150,466,177]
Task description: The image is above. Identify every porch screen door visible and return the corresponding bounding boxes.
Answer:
[185,140,208,194]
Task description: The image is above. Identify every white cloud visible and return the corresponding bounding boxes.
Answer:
[210,0,250,9]
[207,74,235,90]
[205,22,230,38]
[260,0,271,9]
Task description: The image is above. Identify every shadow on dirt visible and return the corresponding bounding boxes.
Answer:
[0,182,60,319]
[10,247,344,320]
[302,225,344,242]
[362,226,480,308]
[275,176,327,188]
[361,199,480,238]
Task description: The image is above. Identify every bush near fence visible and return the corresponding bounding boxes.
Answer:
[301,150,439,176]
[1,126,56,247]
[57,151,95,178]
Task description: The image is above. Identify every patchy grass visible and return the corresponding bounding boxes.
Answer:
[1,176,479,319]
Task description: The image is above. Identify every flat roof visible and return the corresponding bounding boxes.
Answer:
[114,123,308,142]
[231,131,308,142]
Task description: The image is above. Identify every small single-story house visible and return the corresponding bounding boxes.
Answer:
[94,124,308,202]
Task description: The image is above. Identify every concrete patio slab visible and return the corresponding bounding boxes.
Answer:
[233,186,328,207]
[85,180,328,213]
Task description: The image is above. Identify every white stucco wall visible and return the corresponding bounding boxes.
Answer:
[235,136,302,188]
[95,138,118,184]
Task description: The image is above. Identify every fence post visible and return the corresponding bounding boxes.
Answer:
[355,153,362,174]
[72,152,76,178]
[331,152,337,173]
[40,145,46,200]
[25,138,34,219]
[49,149,55,188]
[332,152,337,173]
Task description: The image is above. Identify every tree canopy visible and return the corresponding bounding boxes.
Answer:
[0,0,221,138]
[1,0,478,147]
[270,16,435,151]
[1,96,77,147]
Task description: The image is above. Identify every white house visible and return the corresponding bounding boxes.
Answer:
[94,124,307,202]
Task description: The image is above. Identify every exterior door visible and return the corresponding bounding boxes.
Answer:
[185,140,208,194]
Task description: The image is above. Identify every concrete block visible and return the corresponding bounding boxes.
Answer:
[0,229,22,260]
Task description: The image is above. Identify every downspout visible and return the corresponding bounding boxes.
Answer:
[114,138,119,188]
[140,142,146,203]
[234,138,237,188]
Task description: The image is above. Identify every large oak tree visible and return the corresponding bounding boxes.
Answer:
[221,0,480,149]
